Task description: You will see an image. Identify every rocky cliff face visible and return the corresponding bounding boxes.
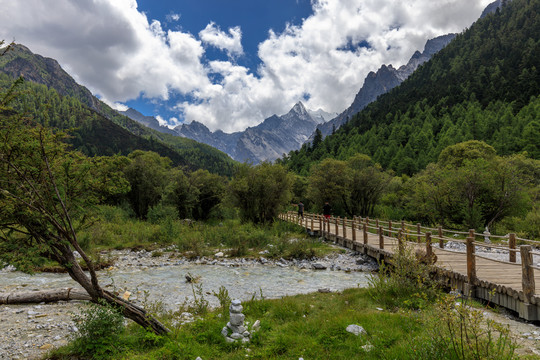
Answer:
[309,33,457,141]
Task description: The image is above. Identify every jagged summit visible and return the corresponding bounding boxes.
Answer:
[168,101,325,163]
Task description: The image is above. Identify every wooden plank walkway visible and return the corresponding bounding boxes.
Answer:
[280,212,540,321]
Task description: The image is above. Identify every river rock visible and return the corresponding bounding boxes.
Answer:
[346,324,366,336]
[312,263,327,270]
[230,313,245,325]
[230,332,243,340]
[230,304,243,313]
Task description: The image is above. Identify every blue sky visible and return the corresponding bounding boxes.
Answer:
[0,0,492,132]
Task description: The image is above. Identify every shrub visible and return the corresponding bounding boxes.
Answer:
[71,300,125,359]
[367,244,440,310]
[147,204,178,224]
[407,294,517,359]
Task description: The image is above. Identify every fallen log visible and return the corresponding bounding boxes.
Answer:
[0,288,91,304]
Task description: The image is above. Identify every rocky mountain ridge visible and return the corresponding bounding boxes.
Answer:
[174,101,325,163]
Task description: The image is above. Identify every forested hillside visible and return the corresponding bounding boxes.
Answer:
[282,0,540,176]
[0,46,236,176]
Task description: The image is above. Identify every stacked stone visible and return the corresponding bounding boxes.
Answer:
[222,299,251,343]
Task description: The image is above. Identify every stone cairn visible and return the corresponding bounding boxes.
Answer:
[221,299,260,343]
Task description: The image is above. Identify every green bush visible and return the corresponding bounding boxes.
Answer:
[367,245,440,310]
[147,204,179,224]
[406,295,517,359]
[71,300,125,359]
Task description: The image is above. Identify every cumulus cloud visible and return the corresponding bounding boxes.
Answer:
[199,22,244,58]
[0,0,492,133]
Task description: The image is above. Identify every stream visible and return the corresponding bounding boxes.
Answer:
[0,261,371,309]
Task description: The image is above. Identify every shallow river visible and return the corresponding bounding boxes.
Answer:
[0,263,370,308]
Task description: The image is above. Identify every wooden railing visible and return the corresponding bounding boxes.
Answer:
[280,211,539,301]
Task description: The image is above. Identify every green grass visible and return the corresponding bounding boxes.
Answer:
[49,288,428,360]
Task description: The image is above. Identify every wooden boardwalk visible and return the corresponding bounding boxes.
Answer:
[280,212,540,321]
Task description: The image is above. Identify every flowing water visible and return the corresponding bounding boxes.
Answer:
[0,263,371,309]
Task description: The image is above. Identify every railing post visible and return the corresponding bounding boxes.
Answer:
[398,229,403,253]
[401,220,405,230]
[379,226,384,249]
[417,223,421,243]
[305,215,308,228]
[426,232,432,259]
[318,216,322,236]
[363,223,368,245]
[466,236,476,285]
[343,217,347,239]
[352,219,356,242]
[311,215,314,231]
[509,233,517,263]
[388,220,392,237]
[469,229,476,239]
[366,217,369,226]
[521,245,535,303]
[438,226,444,249]
[335,217,339,236]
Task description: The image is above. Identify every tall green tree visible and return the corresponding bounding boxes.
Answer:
[190,169,226,220]
[229,163,292,223]
[124,150,171,219]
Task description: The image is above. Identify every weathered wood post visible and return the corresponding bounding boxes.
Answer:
[311,215,314,232]
[335,217,339,237]
[379,226,384,249]
[305,215,308,228]
[343,217,347,239]
[401,220,405,230]
[363,223,368,245]
[388,220,392,237]
[438,226,444,249]
[366,217,369,226]
[417,223,421,243]
[466,236,476,292]
[352,219,356,242]
[509,233,517,263]
[398,229,403,254]
[426,232,432,259]
[469,229,475,239]
[318,216,322,236]
[521,245,535,304]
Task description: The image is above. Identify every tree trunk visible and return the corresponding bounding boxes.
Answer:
[0,288,91,304]
[52,242,170,335]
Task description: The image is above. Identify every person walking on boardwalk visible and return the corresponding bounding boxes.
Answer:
[298,201,304,219]
[323,201,331,219]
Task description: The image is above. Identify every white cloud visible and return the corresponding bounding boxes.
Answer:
[0,0,493,133]
[199,22,244,58]
[166,12,180,22]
